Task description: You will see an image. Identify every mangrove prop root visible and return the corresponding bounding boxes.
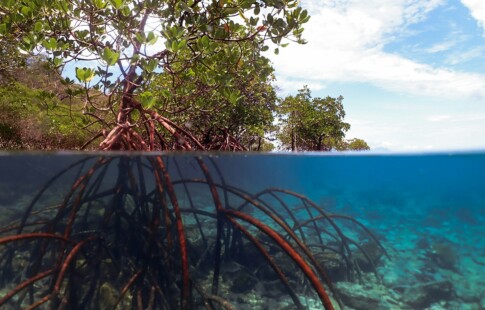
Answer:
[226,216,305,309]
[0,233,69,245]
[226,209,334,310]
[114,270,144,308]
[195,157,225,296]
[0,156,389,309]
[0,268,55,306]
[172,178,341,305]
[153,156,190,309]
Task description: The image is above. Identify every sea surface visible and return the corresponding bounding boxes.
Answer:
[0,151,484,309]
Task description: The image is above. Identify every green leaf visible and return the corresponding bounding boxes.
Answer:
[229,92,239,104]
[267,13,274,24]
[75,68,85,82]
[135,32,145,44]
[121,6,130,16]
[42,38,58,50]
[34,22,43,33]
[241,0,252,9]
[201,35,209,48]
[146,31,158,45]
[287,0,298,8]
[56,1,70,12]
[0,24,6,35]
[84,69,95,82]
[21,6,32,17]
[301,10,308,20]
[171,40,179,52]
[254,4,260,15]
[109,0,124,9]
[75,30,89,40]
[140,91,156,109]
[75,67,96,83]
[178,40,187,50]
[143,59,158,73]
[249,17,258,26]
[93,0,106,9]
[302,16,311,24]
[223,7,238,15]
[178,1,190,11]
[53,57,63,67]
[101,47,119,66]
[130,54,140,64]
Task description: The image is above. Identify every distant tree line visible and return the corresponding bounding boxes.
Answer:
[278,86,369,151]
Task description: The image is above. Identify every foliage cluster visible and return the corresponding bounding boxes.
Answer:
[0,60,96,149]
[0,0,310,151]
[150,39,278,151]
[278,86,369,151]
[0,34,26,80]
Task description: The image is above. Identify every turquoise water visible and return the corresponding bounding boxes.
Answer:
[0,152,484,309]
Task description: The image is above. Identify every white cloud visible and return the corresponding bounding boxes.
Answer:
[426,115,452,122]
[428,113,485,122]
[425,40,458,53]
[269,0,485,99]
[461,0,485,34]
[347,112,485,151]
[445,46,485,65]
[276,78,327,94]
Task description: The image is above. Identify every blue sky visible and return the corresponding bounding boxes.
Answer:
[267,0,485,151]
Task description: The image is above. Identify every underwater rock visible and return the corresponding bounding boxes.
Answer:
[0,288,18,309]
[354,241,383,273]
[99,282,118,310]
[335,281,402,309]
[428,242,458,271]
[220,261,259,294]
[185,226,211,269]
[230,270,258,294]
[338,288,381,309]
[314,251,347,282]
[255,263,281,282]
[260,280,287,299]
[454,279,481,303]
[235,238,269,270]
[255,251,299,282]
[399,280,454,308]
[416,237,430,249]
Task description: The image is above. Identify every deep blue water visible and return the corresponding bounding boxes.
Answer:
[0,152,484,309]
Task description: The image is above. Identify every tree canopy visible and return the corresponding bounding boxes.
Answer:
[150,38,278,151]
[0,0,310,151]
[278,86,369,151]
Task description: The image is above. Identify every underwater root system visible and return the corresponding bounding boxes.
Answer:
[0,156,388,309]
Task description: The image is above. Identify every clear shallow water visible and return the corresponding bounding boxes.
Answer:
[0,152,484,309]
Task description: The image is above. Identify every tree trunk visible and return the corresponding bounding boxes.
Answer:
[317,135,323,151]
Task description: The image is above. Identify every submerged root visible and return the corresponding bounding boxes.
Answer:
[0,156,388,309]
